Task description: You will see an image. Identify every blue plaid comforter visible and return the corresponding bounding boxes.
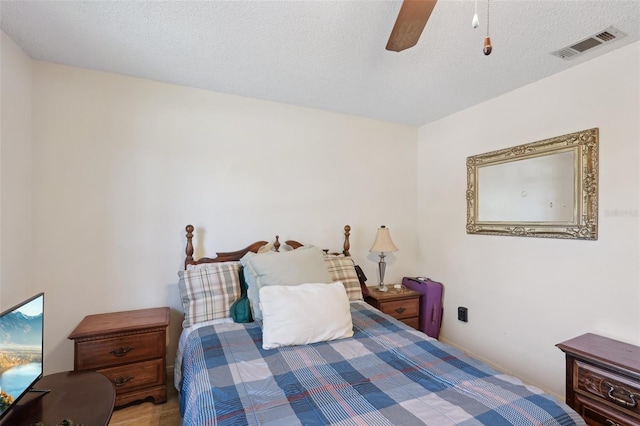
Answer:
[179,302,584,426]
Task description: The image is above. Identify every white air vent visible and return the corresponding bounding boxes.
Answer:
[552,26,627,60]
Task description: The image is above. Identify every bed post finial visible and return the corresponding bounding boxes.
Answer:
[274,235,280,252]
[343,225,351,256]
[185,225,195,269]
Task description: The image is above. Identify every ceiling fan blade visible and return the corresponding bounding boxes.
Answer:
[386,0,438,52]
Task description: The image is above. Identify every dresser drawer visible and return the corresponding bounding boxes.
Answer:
[575,360,640,419]
[98,358,165,395]
[75,330,165,370]
[379,298,419,320]
[575,394,640,426]
[400,316,420,330]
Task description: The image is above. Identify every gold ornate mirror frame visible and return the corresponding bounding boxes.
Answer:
[466,128,598,240]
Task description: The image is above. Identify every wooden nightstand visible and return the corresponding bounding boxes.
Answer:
[556,333,640,425]
[365,287,420,330]
[68,307,170,408]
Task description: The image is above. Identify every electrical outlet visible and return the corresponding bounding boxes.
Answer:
[457,306,468,322]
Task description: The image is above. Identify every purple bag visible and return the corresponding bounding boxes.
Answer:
[402,277,443,339]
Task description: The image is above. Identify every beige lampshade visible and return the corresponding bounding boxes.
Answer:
[369,226,398,253]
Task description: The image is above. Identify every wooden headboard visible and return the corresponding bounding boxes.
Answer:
[184,224,351,269]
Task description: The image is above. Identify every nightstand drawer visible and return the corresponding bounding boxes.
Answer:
[575,394,639,426]
[365,288,421,331]
[400,317,420,330]
[99,358,165,394]
[575,361,640,418]
[75,330,165,370]
[379,298,419,320]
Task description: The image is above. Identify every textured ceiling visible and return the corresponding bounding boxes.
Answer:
[1,0,639,126]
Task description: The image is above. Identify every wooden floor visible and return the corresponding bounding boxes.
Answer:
[109,376,181,426]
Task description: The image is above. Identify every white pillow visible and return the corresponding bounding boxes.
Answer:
[241,245,333,321]
[260,281,353,350]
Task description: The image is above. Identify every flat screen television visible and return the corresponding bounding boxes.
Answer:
[0,292,44,419]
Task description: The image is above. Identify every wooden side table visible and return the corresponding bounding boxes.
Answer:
[68,307,169,408]
[0,371,115,426]
[557,333,640,425]
[365,287,421,330]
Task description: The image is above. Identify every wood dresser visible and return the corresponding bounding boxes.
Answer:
[365,287,420,330]
[68,307,170,408]
[557,333,640,426]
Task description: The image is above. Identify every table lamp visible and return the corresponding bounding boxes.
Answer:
[369,225,398,292]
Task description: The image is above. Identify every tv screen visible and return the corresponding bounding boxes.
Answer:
[0,292,44,419]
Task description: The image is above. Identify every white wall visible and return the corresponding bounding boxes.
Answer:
[30,62,418,373]
[0,31,33,308]
[417,41,640,397]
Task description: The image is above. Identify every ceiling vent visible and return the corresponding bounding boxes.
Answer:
[552,26,627,60]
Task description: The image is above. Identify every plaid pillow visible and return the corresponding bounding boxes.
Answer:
[324,255,363,301]
[178,261,241,327]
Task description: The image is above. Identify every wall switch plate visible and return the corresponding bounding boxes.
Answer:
[458,306,468,322]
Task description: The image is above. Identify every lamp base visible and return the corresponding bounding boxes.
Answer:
[376,255,389,293]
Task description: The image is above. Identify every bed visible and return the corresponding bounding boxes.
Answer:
[175,224,585,426]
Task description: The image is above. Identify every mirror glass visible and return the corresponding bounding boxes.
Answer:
[477,150,576,223]
[466,128,598,240]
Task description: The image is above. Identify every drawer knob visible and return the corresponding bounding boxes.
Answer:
[605,420,622,426]
[604,381,638,408]
[114,375,134,387]
[110,346,134,357]
[395,307,406,314]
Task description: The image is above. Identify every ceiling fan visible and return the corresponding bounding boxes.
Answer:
[386,0,438,52]
[385,0,493,55]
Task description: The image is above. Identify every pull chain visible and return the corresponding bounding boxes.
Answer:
[472,0,479,28]
[483,0,492,55]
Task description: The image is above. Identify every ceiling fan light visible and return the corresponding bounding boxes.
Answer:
[483,36,492,55]
[472,13,479,28]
